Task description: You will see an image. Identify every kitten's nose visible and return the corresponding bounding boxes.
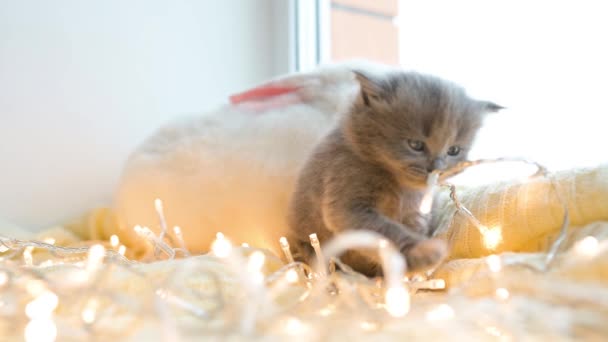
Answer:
[427,158,446,172]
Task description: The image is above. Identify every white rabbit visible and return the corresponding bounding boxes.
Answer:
[113,63,392,257]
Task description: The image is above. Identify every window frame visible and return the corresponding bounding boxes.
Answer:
[292,0,331,72]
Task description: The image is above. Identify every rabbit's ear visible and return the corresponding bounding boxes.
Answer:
[228,82,302,112]
[229,83,300,105]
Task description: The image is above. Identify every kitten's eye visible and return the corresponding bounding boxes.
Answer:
[447,146,461,156]
[407,139,425,152]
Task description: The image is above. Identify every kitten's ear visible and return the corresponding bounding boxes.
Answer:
[481,101,505,113]
[353,70,383,106]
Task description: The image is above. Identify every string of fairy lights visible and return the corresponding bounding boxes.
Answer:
[0,157,584,341]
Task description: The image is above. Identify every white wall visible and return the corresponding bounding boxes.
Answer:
[0,1,291,230]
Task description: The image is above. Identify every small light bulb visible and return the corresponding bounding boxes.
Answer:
[285,269,299,284]
[154,198,163,213]
[118,245,127,256]
[81,298,99,324]
[247,251,266,272]
[319,307,333,317]
[82,308,96,324]
[211,232,232,258]
[279,237,289,248]
[385,286,410,317]
[25,290,58,319]
[110,235,119,248]
[486,254,502,273]
[495,287,510,301]
[0,271,9,287]
[430,279,446,290]
[309,233,327,276]
[574,236,599,257]
[360,321,379,332]
[26,280,46,297]
[481,225,502,250]
[279,237,294,263]
[419,192,434,214]
[86,244,106,273]
[23,246,34,266]
[39,260,54,268]
[284,317,305,335]
[24,318,57,342]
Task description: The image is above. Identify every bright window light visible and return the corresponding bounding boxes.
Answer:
[398,0,607,172]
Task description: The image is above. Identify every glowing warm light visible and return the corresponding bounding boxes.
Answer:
[279,237,294,263]
[24,318,57,342]
[431,279,446,290]
[110,235,119,248]
[495,288,510,301]
[241,243,250,248]
[360,321,379,332]
[309,233,320,245]
[171,226,189,255]
[26,280,46,297]
[86,244,105,273]
[279,237,289,247]
[309,233,327,276]
[43,238,55,245]
[247,251,266,284]
[154,198,163,213]
[425,304,455,321]
[247,251,266,272]
[574,236,599,257]
[420,172,438,214]
[211,232,232,258]
[480,225,502,250]
[118,245,127,256]
[284,317,306,335]
[419,191,434,215]
[133,225,154,246]
[25,290,58,319]
[285,269,299,284]
[385,286,410,317]
[24,246,34,266]
[81,308,95,324]
[318,305,334,317]
[81,299,99,324]
[39,260,54,268]
[486,255,502,273]
[0,271,8,287]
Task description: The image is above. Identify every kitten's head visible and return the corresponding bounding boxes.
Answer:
[344,70,502,189]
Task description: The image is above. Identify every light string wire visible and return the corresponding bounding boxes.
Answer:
[0,157,575,340]
[435,157,570,270]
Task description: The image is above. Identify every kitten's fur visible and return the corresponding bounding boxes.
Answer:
[287,70,501,276]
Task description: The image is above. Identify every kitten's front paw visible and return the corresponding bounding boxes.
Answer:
[404,238,447,272]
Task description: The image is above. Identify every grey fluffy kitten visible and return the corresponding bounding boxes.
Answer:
[287,70,502,276]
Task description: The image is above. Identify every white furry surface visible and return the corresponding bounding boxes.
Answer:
[114,65,364,256]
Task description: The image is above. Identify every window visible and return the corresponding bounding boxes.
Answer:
[297,0,607,176]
